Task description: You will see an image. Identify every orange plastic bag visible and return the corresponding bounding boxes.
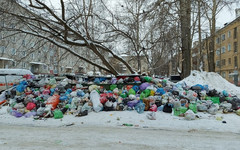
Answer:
[46,95,60,110]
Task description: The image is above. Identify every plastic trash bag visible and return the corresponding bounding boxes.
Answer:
[77,90,85,97]
[189,103,197,113]
[132,85,139,92]
[59,95,68,101]
[46,95,60,110]
[207,104,218,115]
[53,109,63,119]
[127,100,139,108]
[26,102,36,111]
[49,77,56,85]
[149,104,157,112]
[163,103,173,113]
[185,110,195,120]
[135,102,145,114]
[111,78,117,84]
[236,109,240,116]
[156,88,166,95]
[90,90,103,112]
[139,83,150,91]
[24,111,36,118]
[147,112,156,120]
[11,110,23,118]
[128,88,136,95]
[94,78,100,84]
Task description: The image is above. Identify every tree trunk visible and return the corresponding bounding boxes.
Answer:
[198,0,202,71]
[209,0,216,72]
[180,0,192,78]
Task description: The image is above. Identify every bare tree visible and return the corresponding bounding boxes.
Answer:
[201,0,238,72]
[0,0,136,75]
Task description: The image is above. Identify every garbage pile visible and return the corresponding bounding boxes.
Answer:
[0,74,240,120]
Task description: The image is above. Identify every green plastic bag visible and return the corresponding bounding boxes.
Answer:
[144,76,152,82]
[110,84,117,91]
[140,92,146,100]
[189,103,197,113]
[53,110,63,119]
[128,88,136,95]
[211,97,220,104]
[143,89,151,97]
[120,93,128,98]
[173,107,188,116]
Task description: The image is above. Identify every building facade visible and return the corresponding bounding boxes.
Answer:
[192,11,240,84]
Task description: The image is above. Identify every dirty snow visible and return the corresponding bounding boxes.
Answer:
[179,70,240,96]
[0,105,240,134]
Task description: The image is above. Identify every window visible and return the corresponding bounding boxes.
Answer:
[11,48,16,55]
[222,34,225,41]
[216,60,220,67]
[216,49,220,55]
[10,24,15,29]
[221,59,226,66]
[228,31,231,38]
[222,72,226,78]
[0,46,5,53]
[22,51,26,57]
[0,34,2,40]
[228,58,231,64]
[228,44,231,51]
[12,61,16,67]
[32,53,34,59]
[22,40,26,46]
[23,62,26,68]
[234,56,238,67]
[11,36,16,43]
[30,42,35,48]
[0,21,4,27]
[221,46,226,53]
[216,37,220,44]
[234,27,237,39]
[234,42,238,52]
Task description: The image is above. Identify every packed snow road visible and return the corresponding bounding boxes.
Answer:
[0,124,239,150]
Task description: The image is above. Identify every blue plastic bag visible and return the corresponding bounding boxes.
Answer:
[135,102,145,114]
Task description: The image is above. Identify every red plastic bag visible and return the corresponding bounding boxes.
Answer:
[126,85,133,91]
[149,104,157,112]
[46,95,60,110]
[26,102,36,110]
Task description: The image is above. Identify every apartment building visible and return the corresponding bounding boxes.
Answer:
[192,9,240,84]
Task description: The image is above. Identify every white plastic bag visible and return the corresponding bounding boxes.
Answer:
[90,90,103,112]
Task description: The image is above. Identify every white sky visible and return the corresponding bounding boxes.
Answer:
[216,3,239,28]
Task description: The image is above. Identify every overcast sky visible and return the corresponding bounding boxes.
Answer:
[216,3,239,28]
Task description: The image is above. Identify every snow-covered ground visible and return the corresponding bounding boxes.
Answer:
[0,106,240,150]
[0,105,240,133]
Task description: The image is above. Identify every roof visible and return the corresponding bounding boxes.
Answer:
[0,57,14,61]
[29,62,46,65]
[0,69,33,75]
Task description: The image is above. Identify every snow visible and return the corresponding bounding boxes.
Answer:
[179,70,240,96]
[0,106,240,134]
[0,57,14,61]
[0,69,33,75]
[29,62,46,65]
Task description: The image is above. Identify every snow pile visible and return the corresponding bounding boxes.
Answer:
[179,70,240,95]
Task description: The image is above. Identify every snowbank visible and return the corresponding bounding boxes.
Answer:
[179,70,240,95]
